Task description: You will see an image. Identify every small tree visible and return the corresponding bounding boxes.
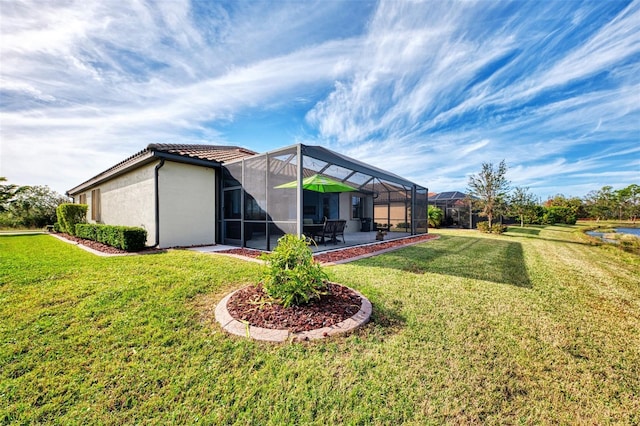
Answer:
[260,234,328,307]
[614,184,640,222]
[508,187,537,227]
[467,160,510,228]
[544,194,586,219]
[584,186,616,220]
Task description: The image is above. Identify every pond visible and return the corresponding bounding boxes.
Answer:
[587,227,640,242]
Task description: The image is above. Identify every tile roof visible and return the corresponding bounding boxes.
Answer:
[148,143,257,163]
[67,143,257,195]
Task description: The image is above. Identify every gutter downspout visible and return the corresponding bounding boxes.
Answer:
[153,159,166,248]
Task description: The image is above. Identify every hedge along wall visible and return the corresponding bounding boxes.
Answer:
[56,203,88,236]
[75,223,147,252]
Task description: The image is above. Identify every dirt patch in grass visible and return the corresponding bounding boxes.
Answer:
[226,283,362,332]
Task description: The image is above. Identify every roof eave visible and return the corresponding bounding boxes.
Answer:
[223,143,425,190]
[66,151,156,196]
[66,150,223,196]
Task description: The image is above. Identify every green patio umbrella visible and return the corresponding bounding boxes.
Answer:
[274,174,357,193]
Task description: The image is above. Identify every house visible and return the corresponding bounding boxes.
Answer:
[67,143,428,249]
[429,191,478,228]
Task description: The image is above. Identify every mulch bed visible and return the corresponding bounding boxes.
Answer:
[217,248,265,259]
[52,233,162,255]
[218,233,438,264]
[54,231,437,263]
[313,233,438,263]
[226,283,362,333]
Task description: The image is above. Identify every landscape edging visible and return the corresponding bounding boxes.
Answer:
[215,284,372,342]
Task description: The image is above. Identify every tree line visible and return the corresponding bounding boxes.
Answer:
[2,171,638,231]
[466,161,639,229]
[0,177,70,228]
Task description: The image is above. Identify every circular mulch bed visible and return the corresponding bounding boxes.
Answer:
[226,283,362,333]
[216,283,372,342]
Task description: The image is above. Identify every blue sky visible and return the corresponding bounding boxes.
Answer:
[1,0,638,199]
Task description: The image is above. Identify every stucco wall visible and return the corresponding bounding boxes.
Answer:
[339,192,365,232]
[374,203,409,227]
[82,162,157,245]
[158,161,216,248]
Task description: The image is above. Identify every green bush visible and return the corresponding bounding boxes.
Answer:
[491,223,507,234]
[543,206,577,225]
[477,221,490,233]
[74,223,147,252]
[477,221,506,234]
[56,203,87,236]
[260,234,328,308]
[428,205,444,228]
[53,222,62,233]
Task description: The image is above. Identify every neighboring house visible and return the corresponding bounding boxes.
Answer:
[67,143,428,249]
[429,191,478,229]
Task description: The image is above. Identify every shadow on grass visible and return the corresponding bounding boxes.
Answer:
[360,235,532,288]
[505,227,540,236]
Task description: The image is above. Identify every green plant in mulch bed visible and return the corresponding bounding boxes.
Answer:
[260,234,328,308]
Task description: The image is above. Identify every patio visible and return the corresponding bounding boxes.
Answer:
[241,230,413,253]
[221,143,428,251]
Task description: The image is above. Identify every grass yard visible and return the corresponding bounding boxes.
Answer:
[1,225,639,424]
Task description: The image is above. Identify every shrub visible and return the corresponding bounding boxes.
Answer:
[477,221,506,234]
[53,222,62,233]
[260,234,328,308]
[491,223,507,234]
[76,223,98,240]
[477,221,490,233]
[543,206,577,225]
[428,205,444,228]
[396,222,410,229]
[56,203,87,236]
[74,223,147,251]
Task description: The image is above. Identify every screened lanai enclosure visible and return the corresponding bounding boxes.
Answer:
[220,144,428,251]
[429,191,477,229]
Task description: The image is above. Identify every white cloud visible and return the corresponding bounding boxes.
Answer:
[0,0,638,199]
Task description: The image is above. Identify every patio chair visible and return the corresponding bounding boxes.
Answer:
[334,220,346,244]
[316,219,334,245]
[317,219,346,245]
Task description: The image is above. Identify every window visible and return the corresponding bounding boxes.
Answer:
[352,196,364,219]
[78,194,86,204]
[91,188,101,222]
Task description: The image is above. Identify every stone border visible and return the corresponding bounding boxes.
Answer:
[215,285,372,342]
[320,234,441,265]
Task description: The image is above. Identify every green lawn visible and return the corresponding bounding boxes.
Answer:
[1,226,639,424]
